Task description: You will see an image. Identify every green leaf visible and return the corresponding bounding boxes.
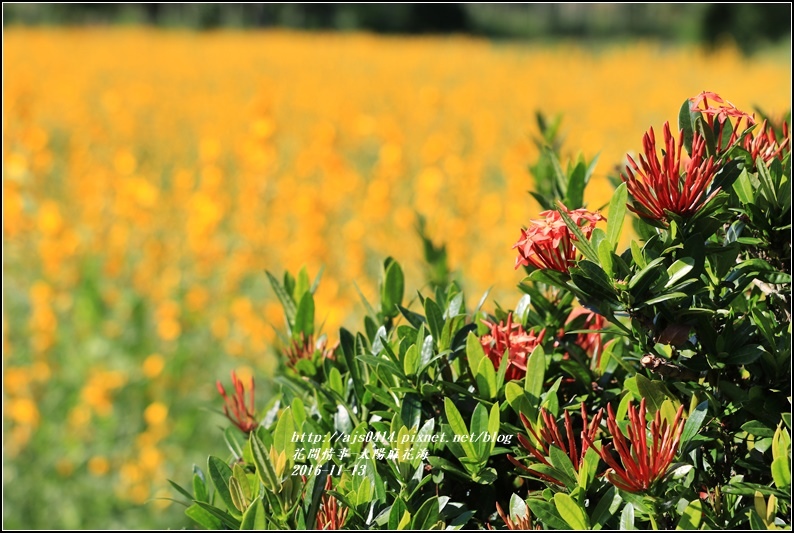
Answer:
[194,501,242,530]
[529,499,571,530]
[676,499,702,530]
[223,427,245,461]
[741,420,775,438]
[589,486,620,529]
[725,344,765,365]
[444,398,476,461]
[664,258,695,290]
[476,357,497,400]
[509,493,530,524]
[413,496,441,529]
[733,168,755,204]
[678,99,696,154]
[756,156,778,205]
[524,345,545,420]
[548,446,579,489]
[505,382,531,417]
[637,292,690,308]
[240,497,267,529]
[382,259,404,319]
[554,493,590,530]
[620,503,636,530]
[466,332,485,376]
[400,393,422,430]
[635,374,669,414]
[273,407,295,459]
[250,435,279,493]
[424,298,444,345]
[628,257,666,293]
[470,402,490,461]
[293,291,315,338]
[228,476,247,512]
[606,182,628,249]
[266,271,296,328]
[169,478,194,502]
[339,328,366,400]
[404,344,419,376]
[681,401,708,450]
[185,503,222,530]
[389,499,408,530]
[207,456,237,515]
[772,457,791,488]
[565,160,587,209]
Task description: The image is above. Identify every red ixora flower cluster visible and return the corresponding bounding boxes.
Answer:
[622,121,720,223]
[315,475,349,530]
[744,119,790,164]
[583,398,685,493]
[479,313,545,382]
[513,206,604,273]
[284,333,336,368]
[690,91,790,163]
[216,371,258,434]
[509,404,602,486]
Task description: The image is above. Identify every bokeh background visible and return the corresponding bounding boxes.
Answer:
[3,4,791,529]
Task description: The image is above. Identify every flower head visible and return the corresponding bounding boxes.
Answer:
[583,398,685,493]
[316,475,348,530]
[216,371,258,433]
[509,403,602,486]
[480,313,545,382]
[690,91,758,154]
[622,122,720,223]
[513,206,604,273]
[284,333,336,369]
[743,119,790,164]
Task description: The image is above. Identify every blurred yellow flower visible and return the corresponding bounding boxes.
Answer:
[142,354,165,379]
[143,402,168,427]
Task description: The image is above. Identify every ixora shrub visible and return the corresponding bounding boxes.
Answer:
[171,92,791,530]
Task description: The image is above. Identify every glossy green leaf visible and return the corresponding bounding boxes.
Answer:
[675,499,702,530]
[772,457,791,488]
[413,496,441,529]
[620,503,636,529]
[382,259,404,319]
[207,456,237,514]
[185,503,222,530]
[679,99,696,154]
[606,182,628,249]
[681,401,708,450]
[554,493,589,530]
[250,435,279,493]
[389,499,408,530]
[466,332,485,376]
[476,357,497,400]
[529,499,570,530]
[294,291,314,338]
[524,345,545,421]
[266,271,296,327]
[565,159,587,209]
[509,493,530,524]
[194,501,242,530]
[589,486,620,529]
[444,398,476,461]
[240,497,267,530]
[664,258,695,289]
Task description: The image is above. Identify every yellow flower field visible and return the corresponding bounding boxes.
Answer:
[2,28,790,528]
